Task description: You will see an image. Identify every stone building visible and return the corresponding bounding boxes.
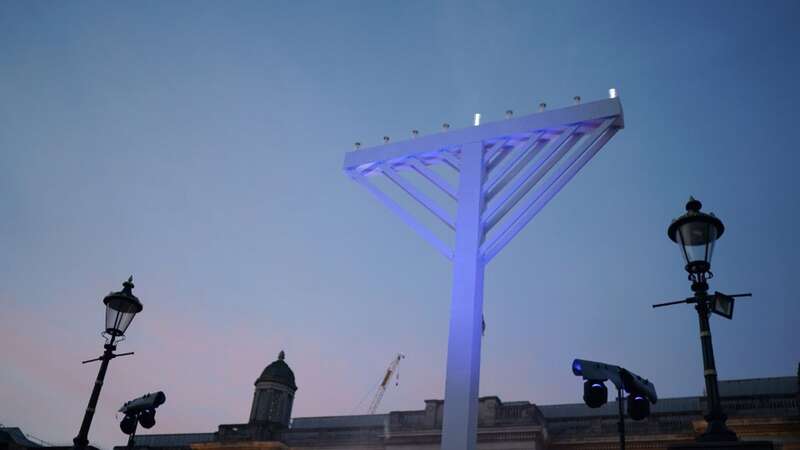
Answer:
[124,353,800,450]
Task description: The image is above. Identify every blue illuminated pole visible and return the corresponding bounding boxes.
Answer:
[343,95,624,450]
[441,141,485,449]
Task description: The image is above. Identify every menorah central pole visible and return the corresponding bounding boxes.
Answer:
[441,141,486,450]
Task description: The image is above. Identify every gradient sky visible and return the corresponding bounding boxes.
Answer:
[2,1,799,448]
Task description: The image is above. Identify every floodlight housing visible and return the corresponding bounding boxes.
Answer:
[120,415,137,435]
[119,392,166,436]
[712,292,735,319]
[583,380,608,408]
[119,391,166,415]
[619,368,658,403]
[572,359,657,411]
[572,359,623,388]
[627,394,651,420]
[138,409,156,429]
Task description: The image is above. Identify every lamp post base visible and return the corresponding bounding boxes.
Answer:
[697,416,738,443]
[668,441,774,450]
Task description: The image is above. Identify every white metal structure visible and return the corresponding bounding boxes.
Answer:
[343,97,625,450]
[367,353,405,414]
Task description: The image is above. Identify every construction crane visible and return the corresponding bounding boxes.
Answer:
[367,353,405,414]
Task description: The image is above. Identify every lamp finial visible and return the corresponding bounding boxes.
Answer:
[123,276,134,293]
[686,196,702,212]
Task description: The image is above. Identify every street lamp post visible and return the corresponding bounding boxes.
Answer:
[654,198,738,442]
[73,277,143,450]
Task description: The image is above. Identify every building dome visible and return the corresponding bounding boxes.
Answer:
[255,350,297,390]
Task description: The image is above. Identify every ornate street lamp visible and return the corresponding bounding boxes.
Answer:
[667,196,723,278]
[104,277,143,337]
[73,277,143,450]
[654,198,752,443]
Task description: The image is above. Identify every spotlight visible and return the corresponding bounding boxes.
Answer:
[118,391,166,440]
[583,380,608,408]
[138,410,156,429]
[571,359,657,448]
[627,394,651,421]
[120,415,137,435]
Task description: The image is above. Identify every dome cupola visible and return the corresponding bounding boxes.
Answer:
[255,350,297,390]
[249,350,297,427]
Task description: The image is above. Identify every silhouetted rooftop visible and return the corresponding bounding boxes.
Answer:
[541,375,797,419]
[291,414,387,429]
[0,427,42,447]
[539,396,700,418]
[129,375,798,448]
[718,376,797,396]
[133,433,216,447]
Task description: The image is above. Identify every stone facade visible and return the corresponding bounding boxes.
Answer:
[124,359,800,450]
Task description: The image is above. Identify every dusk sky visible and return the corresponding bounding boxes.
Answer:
[1,1,799,449]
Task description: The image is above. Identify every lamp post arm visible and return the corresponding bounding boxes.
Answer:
[82,351,134,364]
[652,297,695,308]
[81,356,104,364]
[717,292,752,299]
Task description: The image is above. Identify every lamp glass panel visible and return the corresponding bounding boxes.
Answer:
[105,296,139,336]
[677,221,717,265]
